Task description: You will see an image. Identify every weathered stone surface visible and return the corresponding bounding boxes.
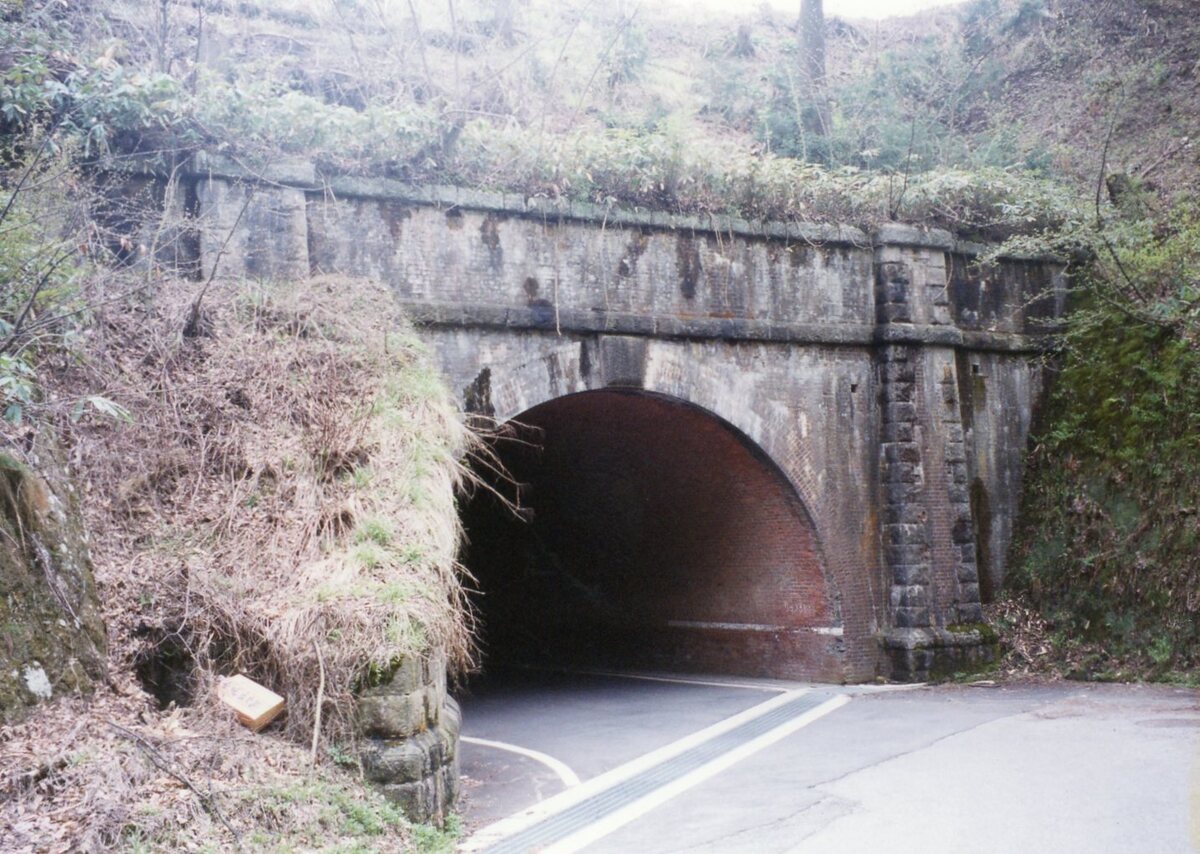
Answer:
[357,686,436,739]
[195,178,309,281]
[357,656,459,824]
[0,434,106,723]
[167,163,1066,684]
[376,754,461,825]
[881,626,998,681]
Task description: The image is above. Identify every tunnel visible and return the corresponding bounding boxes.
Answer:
[460,389,836,680]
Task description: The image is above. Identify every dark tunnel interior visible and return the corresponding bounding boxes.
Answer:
[460,389,833,679]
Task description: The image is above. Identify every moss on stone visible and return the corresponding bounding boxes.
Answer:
[0,432,106,723]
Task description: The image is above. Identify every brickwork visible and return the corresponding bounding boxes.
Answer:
[463,390,844,681]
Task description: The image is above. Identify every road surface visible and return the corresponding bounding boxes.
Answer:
[454,667,1200,853]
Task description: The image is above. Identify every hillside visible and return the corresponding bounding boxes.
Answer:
[1,0,1199,847]
[55,0,1192,204]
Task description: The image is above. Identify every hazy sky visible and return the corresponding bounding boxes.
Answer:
[685,0,966,19]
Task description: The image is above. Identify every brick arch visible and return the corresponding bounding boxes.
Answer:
[460,386,845,681]
[474,341,832,543]
[477,341,801,514]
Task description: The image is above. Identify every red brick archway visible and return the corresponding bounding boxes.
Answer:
[461,389,840,680]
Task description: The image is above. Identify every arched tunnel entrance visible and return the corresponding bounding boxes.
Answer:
[461,390,838,680]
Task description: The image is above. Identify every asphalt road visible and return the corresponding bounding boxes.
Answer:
[454,667,1200,853]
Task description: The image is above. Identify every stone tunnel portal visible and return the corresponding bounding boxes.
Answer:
[461,389,837,679]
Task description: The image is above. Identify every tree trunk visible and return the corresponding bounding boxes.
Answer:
[493,0,517,46]
[798,0,831,139]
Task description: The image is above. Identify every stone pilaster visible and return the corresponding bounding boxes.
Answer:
[875,258,933,633]
[874,247,995,680]
[937,365,984,624]
[357,651,461,824]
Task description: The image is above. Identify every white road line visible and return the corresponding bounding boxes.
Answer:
[544,694,850,853]
[462,687,840,852]
[461,737,582,788]
[565,667,792,693]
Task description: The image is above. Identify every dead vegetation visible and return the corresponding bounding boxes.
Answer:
[82,274,476,741]
[0,274,476,850]
[984,595,1066,681]
[983,594,1195,684]
[0,672,453,851]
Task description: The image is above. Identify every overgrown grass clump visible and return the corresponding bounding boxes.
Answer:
[73,276,477,744]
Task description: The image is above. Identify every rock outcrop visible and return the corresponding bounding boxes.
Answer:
[0,434,106,723]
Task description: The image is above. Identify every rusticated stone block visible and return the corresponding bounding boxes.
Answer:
[884,504,928,525]
[892,564,931,586]
[362,699,460,784]
[890,585,930,608]
[358,685,436,739]
[893,606,931,628]
[883,523,926,545]
[882,443,922,463]
[356,650,459,823]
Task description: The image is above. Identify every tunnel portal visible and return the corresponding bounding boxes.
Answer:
[461,389,834,678]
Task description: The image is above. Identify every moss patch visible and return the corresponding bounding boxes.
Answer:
[1009,310,1200,677]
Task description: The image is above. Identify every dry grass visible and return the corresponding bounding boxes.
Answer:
[0,272,480,849]
[70,274,477,744]
[984,594,1170,683]
[984,595,1066,681]
[0,671,448,849]
[0,273,476,850]
[0,670,455,852]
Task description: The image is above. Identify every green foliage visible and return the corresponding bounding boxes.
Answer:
[1096,199,1200,326]
[0,355,35,424]
[233,777,417,849]
[0,0,1083,237]
[1010,301,1200,677]
[411,814,462,854]
[604,19,648,89]
[0,138,142,428]
[352,517,393,547]
[190,76,442,172]
[0,16,190,154]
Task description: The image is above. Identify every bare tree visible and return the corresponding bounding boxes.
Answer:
[798,0,831,140]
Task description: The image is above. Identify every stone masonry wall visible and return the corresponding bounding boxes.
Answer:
[357,652,460,824]
[146,155,1064,691]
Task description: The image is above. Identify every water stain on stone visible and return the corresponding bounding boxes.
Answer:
[529,298,555,327]
[463,367,495,418]
[480,215,503,268]
[788,245,812,269]
[579,340,592,380]
[677,235,701,300]
[524,276,540,299]
[445,209,464,230]
[480,215,502,250]
[378,201,412,241]
[618,232,649,278]
[970,477,994,603]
